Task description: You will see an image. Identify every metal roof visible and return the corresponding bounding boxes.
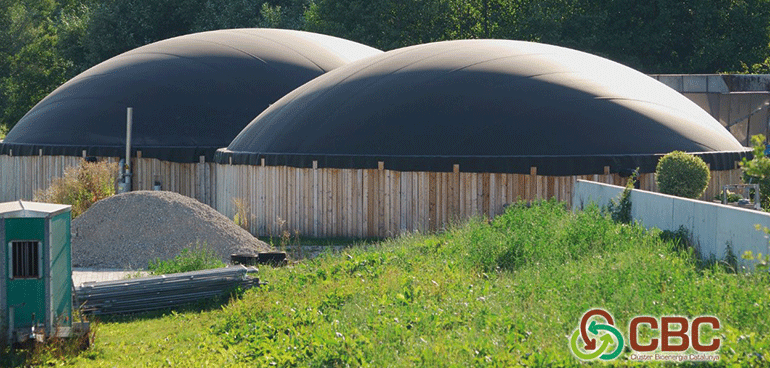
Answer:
[0,200,71,219]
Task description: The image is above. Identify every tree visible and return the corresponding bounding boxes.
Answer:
[79,0,312,68]
[509,0,770,73]
[305,0,516,50]
[0,0,73,129]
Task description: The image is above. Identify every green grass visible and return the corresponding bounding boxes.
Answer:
[12,200,770,366]
[147,243,226,275]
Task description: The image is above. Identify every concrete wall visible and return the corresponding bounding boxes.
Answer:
[572,180,770,270]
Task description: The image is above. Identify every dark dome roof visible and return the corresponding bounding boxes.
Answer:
[216,40,748,174]
[1,29,382,162]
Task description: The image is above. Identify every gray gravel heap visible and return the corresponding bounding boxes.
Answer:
[71,191,271,268]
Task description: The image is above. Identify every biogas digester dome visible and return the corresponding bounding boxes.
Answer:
[216,40,747,175]
[1,29,382,162]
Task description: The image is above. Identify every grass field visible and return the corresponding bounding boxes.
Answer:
[5,200,770,367]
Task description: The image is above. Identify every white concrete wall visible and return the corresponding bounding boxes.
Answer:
[572,180,770,270]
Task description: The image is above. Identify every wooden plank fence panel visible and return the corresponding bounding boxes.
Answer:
[0,155,750,238]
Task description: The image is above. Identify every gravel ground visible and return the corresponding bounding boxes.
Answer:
[71,191,271,268]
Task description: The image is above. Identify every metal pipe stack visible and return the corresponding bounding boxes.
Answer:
[75,265,259,315]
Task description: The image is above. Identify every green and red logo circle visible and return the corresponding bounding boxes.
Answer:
[569,308,721,361]
[569,309,624,361]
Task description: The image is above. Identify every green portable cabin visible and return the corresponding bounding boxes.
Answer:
[0,201,71,345]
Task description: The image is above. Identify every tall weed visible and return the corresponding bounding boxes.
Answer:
[147,242,225,275]
[34,160,118,218]
[444,199,647,271]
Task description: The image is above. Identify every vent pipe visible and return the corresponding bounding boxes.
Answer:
[118,107,133,193]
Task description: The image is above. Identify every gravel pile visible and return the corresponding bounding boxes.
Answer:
[71,191,272,268]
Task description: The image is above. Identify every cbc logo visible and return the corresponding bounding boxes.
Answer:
[570,308,721,361]
[629,315,720,352]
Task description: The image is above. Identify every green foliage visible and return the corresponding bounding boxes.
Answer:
[0,0,76,128]
[3,0,770,133]
[305,0,517,50]
[27,201,769,366]
[655,151,711,198]
[740,134,770,210]
[744,224,770,271]
[715,189,743,203]
[147,243,226,275]
[522,0,770,74]
[33,159,118,218]
[607,169,637,224]
[742,250,769,271]
[659,225,694,252]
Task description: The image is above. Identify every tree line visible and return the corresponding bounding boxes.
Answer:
[2,0,770,133]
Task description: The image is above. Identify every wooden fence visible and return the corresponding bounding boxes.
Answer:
[133,152,217,207]
[0,154,90,202]
[215,162,743,238]
[0,152,746,238]
[0,152,216,207]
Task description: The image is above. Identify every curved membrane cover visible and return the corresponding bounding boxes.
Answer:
[217,40,748,175]
[1,29,382,162]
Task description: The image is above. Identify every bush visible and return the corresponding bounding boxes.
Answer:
[34,160,118,217]
[148,243,225,275]
[607,168,638,224]
[655,151,710,198]
[740,134,770,209]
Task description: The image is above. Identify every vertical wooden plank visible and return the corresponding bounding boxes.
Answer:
[470,172,476,216]
[429,172,437,231]
[346,169,353,237]
[400,170,408,232]
[483,173,491,217]
[269,166,275,236]
[247,166,255,235]
[460,172,467,217]
[295,168,302,236]
[280,166,286,232]
[334,169,345,236]
[355,169,362,238]
[368,168,377,237]
[328,168,335,237]
[301,168,308,236]
[402,171,410,232]
[386,169,393,235]
[319,168,325,237]
[411,171,418,232]
[389,170,396,235]
[351,169,357,238]
[312,162,318,237]
[524,172,531,203]
[547,176,555,200]
[442,172,449,228]
[328,168,334,237]
[529,167,537,202]
[362,169,369,237]
[265,165,271,236]
[418,171,425,232]
[378,163,386,237]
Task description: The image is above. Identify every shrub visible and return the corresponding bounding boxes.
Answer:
[714,190,742,203]
[148,243,225,275]
[607,168,638,224]
[655,151,710,198]
[740,134,770,209]
[34,160,118,218]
